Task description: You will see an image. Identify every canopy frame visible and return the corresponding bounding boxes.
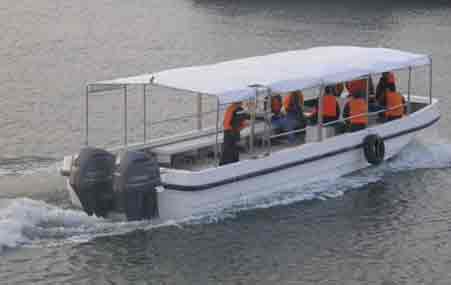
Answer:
[82,47,432,163]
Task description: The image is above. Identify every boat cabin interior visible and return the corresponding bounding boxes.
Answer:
[85,68,432,172]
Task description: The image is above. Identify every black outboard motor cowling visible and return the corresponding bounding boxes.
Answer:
[114,150,160,221]
[69,147,115,217]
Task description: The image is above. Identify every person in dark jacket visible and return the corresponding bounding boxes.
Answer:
[220,102,250,165]
[268,94,285,134]
[376,72,397,102]
[283,90,307,143]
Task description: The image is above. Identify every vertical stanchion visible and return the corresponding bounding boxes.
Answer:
[249,90,257,155]
[143,85,147,143]
[197,94,202,130]
[265,88,272,154]
[85,85,89,146]
[317,85,323,141]
[408,67,412,114]
[366,75,370,125]
[215,100,220,167]
[429,57,433,104]
[123,85,128,147]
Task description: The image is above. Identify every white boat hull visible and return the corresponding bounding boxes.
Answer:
[66,97,440,222]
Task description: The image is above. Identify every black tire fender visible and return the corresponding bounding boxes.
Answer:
[363,134,385,165]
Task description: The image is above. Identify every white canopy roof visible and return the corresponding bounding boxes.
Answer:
[93,46,430,104]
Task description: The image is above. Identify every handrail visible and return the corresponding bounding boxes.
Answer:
[269,126,308,139]
[321,103,407,127]
[268,103,407,140]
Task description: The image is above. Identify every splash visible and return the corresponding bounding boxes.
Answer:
[0,198,171,253]
[387,139,451,171]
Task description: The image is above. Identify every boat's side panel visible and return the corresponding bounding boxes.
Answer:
[157,99,439,220]
[157,132,414,220]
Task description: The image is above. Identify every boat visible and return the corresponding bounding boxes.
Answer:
[60,46,440,222]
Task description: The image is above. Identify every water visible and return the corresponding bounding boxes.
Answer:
[1,0,451,283]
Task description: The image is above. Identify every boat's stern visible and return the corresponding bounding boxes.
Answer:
[60,148,162,221]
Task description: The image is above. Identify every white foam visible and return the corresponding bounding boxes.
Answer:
[0,198,104,251]
[387,139,451,171]
[0,197,186,252]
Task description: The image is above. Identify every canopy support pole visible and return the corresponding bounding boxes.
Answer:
[429,57,433,104]
[249,91,257,155]
[197,94,203,130]
[143,85,147,143]
[366,75,370,124]
[317,85,323,142]
[215,100,220,167]
[407,67,412,114]
[123,85,128,147]
[85,86,89,146]
[264,88,272,155]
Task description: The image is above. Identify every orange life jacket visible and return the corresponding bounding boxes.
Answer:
[385,91,404,118]
[284,91,304,112]
[322,95,338,118]
[349,98,368,125]
[271,97,282,114]
[223,103,246,131]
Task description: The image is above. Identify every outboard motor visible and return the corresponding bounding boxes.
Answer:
[114,150,160,221]
[69,147,115,217]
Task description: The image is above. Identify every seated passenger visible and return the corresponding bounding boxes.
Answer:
[220,101,250,165]
[283,90,307,143]
[376,72,396,103]
[309,86,341,124]
[323,85,344,134]
[268,94,284,134]
[345,77,374,97]
[321,86,341,124]
[343,90,368,132]
[379,84,406,121]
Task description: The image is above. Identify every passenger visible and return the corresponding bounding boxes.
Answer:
[268,94,285,134]
[321,86,341,124]
[323,85,344,135]
[283,90,307,143]
[343,90,368,132]
[379,84,406,121]
[345,77,374,97]
[219,101,250,165]
[376,72,396,102]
